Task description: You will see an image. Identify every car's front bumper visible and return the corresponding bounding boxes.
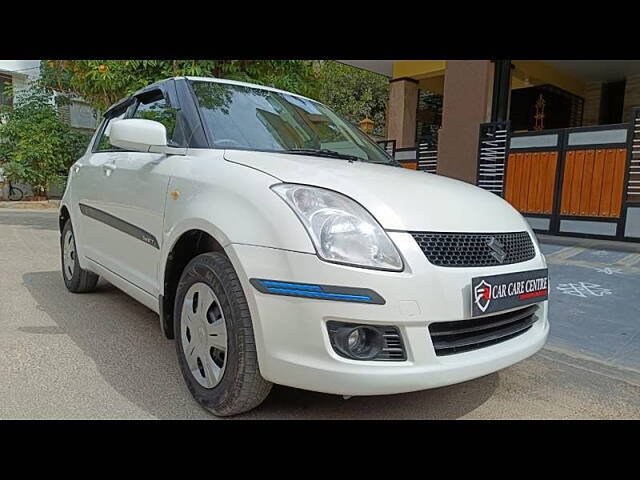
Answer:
[226,231,549,396]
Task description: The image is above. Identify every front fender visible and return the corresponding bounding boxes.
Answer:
[160,155,316,290]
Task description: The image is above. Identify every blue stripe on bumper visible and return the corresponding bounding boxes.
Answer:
[249,279,385,305]
[266,287,371,302]
[261,280,322,291]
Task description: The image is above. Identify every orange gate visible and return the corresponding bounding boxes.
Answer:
[505,151,558,215]
[501,123,635,240]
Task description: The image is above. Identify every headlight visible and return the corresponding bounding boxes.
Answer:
[272,184,403,271]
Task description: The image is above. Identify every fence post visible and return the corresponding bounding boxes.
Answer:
[476,121,510,196]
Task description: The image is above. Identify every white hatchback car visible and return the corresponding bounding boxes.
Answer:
[60,77,549,416]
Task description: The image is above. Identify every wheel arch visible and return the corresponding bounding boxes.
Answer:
[159,222,229,339]
[59,205,71,233]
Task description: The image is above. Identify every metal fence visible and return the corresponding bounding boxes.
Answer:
[476,121,510,195]
[377,140,438,173]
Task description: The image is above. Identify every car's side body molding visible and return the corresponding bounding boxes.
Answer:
[79,203,160,249]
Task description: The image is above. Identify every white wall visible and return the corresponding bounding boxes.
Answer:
[70,99,99,129]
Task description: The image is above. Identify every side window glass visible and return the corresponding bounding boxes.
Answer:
[132,92,179,144]
[94,110,127,152]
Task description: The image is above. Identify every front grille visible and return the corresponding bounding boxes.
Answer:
[410,231,536,267]
[429,305,539,356]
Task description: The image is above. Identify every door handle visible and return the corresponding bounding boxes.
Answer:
[103,163,116,177]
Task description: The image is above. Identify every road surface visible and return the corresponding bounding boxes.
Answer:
[0,209,638,419]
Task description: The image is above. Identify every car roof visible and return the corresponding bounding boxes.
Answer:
[183,76,315,102]
[105,76,316,115]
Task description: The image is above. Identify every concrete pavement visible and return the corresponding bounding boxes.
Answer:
[0,209,638,419]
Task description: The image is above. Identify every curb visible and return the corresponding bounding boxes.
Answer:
[0,200,60,210]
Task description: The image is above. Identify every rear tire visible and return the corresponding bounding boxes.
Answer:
[174,252,272,416]
[61,219,99,293]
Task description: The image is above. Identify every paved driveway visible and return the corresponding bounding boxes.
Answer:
[0,209,638,419]
[541,239,640,373]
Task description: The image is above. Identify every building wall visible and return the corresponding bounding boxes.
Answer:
[582,81,603,126]
[392,61,445,81]
[70,99,99,130]
[387,78,419,148]
[511,61,586,98]
[437,60,493,184]
[623,74,640,123]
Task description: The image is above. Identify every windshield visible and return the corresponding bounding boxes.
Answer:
[189,80,392,164]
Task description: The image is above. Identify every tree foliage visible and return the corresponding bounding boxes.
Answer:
[41,60,322,113]
[317,61,389,136]
[41,61,390,135]
[0,84,91,195]
[0,61,390,198]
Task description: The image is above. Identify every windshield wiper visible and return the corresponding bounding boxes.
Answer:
[282,148,364,162]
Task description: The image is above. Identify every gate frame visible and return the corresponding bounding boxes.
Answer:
[620,107,640,242]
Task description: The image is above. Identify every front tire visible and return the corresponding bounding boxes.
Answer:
[174,252,272,416]
[61,219,99,293]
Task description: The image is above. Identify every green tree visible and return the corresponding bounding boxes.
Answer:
[41,60,322,112]
[0,84,91,196]
[316,61,389,136]
[41,60,390,136]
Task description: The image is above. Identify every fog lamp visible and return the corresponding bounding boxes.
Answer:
[328,323,385,360]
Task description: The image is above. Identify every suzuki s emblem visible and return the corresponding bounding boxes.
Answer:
[474,280,492,313]
[487,237,507,263]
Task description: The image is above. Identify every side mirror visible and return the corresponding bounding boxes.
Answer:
[109,119,186,155]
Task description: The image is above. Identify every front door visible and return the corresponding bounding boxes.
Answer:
[75,85,183,296]
[74,105,132,274]
[91,87,182,296]
[96,150,171,296]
